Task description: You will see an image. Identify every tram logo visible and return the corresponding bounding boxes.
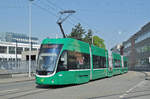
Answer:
[40,79,44,82]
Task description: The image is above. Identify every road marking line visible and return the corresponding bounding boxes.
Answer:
[120,93,128,98]
[0,89,20,93]
[119,80,146,98]
[7,88,49,99]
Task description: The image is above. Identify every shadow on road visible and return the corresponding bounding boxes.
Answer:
[35,83,87,89]
[35,77,110,89]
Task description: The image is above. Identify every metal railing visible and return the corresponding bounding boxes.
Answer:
[129,65,150,71]
[0,60,37,74]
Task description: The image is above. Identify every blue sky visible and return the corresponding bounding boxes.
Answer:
[0,0,150,50]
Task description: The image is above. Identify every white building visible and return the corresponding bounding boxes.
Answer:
[0,32,40,61]
[0,41,40,61]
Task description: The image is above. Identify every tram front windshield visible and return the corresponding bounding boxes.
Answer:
[37,44,62,73]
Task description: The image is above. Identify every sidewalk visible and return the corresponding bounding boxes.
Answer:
[0,76,35,84]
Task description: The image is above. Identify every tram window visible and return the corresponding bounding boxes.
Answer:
[67,51,90,69]
[114,59,121,68]
[83,54,90,69]
[57,51,68,71]
[57,50,90,71]
[93,55,106,69]
[102,58,106,68]
[93,55,99,69]
[124,61,128,67]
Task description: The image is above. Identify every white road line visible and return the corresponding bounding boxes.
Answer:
[120,93,128,98]
[0,89,20,93]
[6,88,49,99]
[119,80,146,98]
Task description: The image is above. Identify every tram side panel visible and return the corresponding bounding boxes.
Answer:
[36,38,91,85]
[57,41,91,84]
[91,45,108,80]
[112,52,122,75]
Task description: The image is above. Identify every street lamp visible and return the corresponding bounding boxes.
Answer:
[28,0,34,77]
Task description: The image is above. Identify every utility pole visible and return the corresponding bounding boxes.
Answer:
[15,40,18,68]
[28,0,33,77]
[92,36,93,45]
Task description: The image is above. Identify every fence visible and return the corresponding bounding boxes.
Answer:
[129,65,150,71]
[0,60,37,74]
[1,60,149,73]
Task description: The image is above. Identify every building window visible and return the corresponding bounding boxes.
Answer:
[124,42,131,48]
[9,47,15,54]
[137,45,150,53]
[140,58,150,65]
[0,46,7,53]
[32,48,37,51]
[25,48,29,51]
[135,31,150,44]
[17,47,23,54]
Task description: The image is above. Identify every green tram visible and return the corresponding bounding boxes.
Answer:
[112,52,123,75]
[36,38,128,85]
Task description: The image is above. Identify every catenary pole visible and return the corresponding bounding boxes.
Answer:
[29,0,33,77]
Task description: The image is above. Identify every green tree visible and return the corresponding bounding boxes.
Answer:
[68,23,106,49]
[84,29,93,45]
[67,23,86,41]
[93,36,106,49]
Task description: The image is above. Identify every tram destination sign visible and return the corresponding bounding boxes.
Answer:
[42,44,61,49]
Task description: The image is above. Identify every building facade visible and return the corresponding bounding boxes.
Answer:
[0,32,38,44]
[0,32,40,61]
[111,22,150,70]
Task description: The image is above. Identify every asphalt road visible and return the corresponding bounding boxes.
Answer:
[0,71,149,99]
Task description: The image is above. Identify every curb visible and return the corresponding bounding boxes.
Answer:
[0,77,35,84]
